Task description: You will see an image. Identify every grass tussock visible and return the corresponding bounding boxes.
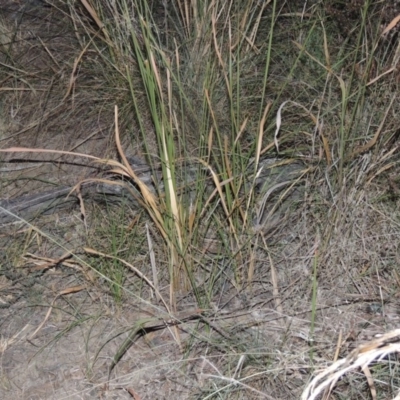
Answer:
[1,0,400,398]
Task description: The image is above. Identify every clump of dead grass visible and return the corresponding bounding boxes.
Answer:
[1,0,400,398]
[302,329,400,400]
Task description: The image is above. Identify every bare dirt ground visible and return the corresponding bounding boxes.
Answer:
[1,1,400,400]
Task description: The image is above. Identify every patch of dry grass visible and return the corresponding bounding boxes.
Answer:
[0,0,400,399]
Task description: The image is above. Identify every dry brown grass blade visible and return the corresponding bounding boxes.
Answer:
[29,252,72,272]
[0,87,37,92]
[59,286,86,295]
[113,106,166,239]
[318,122,332,166]
[367,66,396,86]
[321,21,331,70]
[78,0,111,43]
[361,364,376,400]
[381,14,400,36]
[63,38,93,101]
[234,117,248,145]
[79,0,103,29]
[260,140,277,155]
[333,330,342,362]
[149,50,163,101]
[367,159,397,185]
[207,125,213,163]
[0,147,100,161]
